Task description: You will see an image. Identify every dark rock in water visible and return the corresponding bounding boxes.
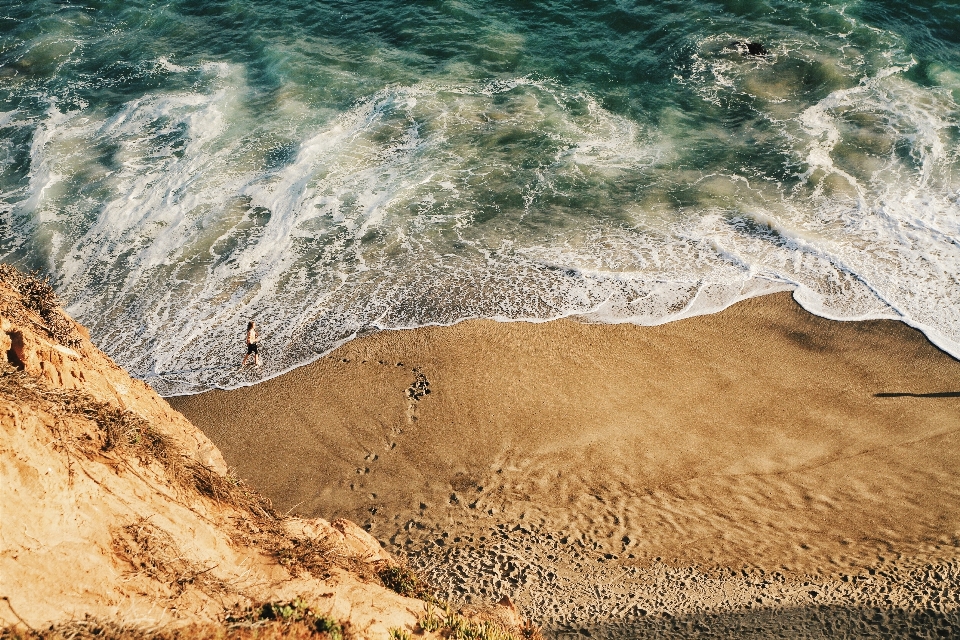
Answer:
[729,40,768,56]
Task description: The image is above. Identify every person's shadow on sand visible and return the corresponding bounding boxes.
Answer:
[875,391,960,398]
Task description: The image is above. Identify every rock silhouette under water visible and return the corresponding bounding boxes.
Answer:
[729,40,768,56]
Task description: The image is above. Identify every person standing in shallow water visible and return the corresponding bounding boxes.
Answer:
[242,320,259,367]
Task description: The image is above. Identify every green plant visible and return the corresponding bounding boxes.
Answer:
[418,604,443,633]
[312,616,344,640]
[414,604,544,640]
[257,598,312,622]
[228,598,343,639]
[388,628,411,640]
[0,618,343,639]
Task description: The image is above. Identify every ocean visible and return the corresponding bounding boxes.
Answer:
[2,0,958,395]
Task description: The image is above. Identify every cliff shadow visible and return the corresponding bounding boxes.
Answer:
[545,604,959,639]
[875,391,960,398]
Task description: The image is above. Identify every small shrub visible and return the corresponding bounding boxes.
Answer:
[257,599,312,623]
[418,604,443,632]
[0,618,343,639]
[388,628,411,640]
[415,604,545,640]
[229,598,343,640]
[378,564,436,601]
[311,616,343,640]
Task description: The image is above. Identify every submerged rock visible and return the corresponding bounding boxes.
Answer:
[729,40,769,56]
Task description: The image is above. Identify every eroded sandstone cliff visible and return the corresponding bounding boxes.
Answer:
[0,267,429,637]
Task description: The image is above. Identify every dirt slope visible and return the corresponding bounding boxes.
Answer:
[0,267,429,637]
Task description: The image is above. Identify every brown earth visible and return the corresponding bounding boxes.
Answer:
[0,268,472,639]
[171,292,960,638]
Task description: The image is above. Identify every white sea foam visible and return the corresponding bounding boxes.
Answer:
[4,42,960,394]
[155,57,189,74]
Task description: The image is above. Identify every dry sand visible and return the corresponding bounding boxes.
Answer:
[170,292,960,638]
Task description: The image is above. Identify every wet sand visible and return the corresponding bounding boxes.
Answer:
[170,292,960,637]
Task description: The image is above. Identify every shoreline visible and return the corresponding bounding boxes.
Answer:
[170,291,960,635]
[159,288,959,400]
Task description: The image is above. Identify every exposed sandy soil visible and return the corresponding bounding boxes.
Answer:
[0,271,435,638]
[171,292,960,638]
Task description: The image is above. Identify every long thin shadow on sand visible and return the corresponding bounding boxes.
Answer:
[874,391,960,398]
[548,605,959,639]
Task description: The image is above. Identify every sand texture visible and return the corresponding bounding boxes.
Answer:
[171,292,960,638]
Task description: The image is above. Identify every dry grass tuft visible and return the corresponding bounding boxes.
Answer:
[0,264,80,348]
[187,462,275,520]
[517,620,546,640]
[0,364,275,519]
[0,363,375,590]
[232,520,436,598]
[264,539,437,600]
[270,535,339,580]
[249,522,384,585]
[111,519,230,598]
[0,600,349,640]
[0,614,345,639]
[0,364,184,483]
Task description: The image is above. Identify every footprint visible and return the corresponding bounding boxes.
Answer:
[406,369,431,400]
[406,369,431,424]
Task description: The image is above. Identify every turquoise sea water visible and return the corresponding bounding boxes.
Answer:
[1,0,958,394]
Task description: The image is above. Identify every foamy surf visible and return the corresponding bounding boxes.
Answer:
[1,0,958,394]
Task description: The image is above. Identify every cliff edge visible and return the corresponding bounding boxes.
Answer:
[0,266,437,637]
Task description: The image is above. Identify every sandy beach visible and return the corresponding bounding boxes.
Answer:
[170,292,960,637]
